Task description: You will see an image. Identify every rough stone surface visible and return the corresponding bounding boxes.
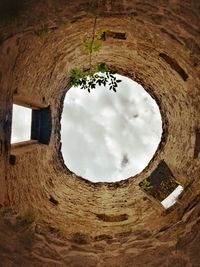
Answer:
[0,0,200,266]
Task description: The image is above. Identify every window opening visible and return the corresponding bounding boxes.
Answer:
[11,104,32,143]
[139,161,183,209]
[11,104,52,146]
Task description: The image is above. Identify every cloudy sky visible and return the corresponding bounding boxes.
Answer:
[61,74,163,183]
[11,104,32,143]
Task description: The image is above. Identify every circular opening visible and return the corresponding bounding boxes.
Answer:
[61,74,162,183]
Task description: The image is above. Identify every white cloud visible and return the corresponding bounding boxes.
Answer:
[61,74,163,182]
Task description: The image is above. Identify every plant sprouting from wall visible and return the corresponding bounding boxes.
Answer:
[70,5,121,93]
[20,208,36,224]
[139,179,153,191]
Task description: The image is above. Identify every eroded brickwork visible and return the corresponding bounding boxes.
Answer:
[0,0,200,266]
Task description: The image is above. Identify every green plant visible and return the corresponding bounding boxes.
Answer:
[82,30,103,54]
[70,63,121,93]
[139,179,153,191]
[20,208,36,224]
[70,6,121,92]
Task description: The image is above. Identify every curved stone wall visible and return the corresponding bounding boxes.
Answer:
[0,0,200,266]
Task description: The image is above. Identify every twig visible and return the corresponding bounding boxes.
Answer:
[89,16,97,73]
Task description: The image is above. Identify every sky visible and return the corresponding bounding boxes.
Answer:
[161,185,184,209]
[61,74,163,183]
[11,104,32,143]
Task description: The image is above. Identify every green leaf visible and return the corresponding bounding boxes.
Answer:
[96,30,104,40]
[83,37,93,53]
[98,63,107,73]
[92,39,102,52]
[110,69,117,74]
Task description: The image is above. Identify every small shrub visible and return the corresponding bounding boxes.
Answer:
[139,179,153,191]
[21,208,36,224]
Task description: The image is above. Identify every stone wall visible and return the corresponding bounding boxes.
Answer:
[0,0,200,266]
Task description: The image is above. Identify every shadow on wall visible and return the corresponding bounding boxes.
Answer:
[0,0,26,22]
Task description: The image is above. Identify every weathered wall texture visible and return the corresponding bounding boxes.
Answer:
[0,0,200,266]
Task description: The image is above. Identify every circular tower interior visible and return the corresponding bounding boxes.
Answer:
[0,0,200,266]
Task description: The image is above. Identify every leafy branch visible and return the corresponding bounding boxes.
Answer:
[70,12,121,92]
[89,16,97,71]
[70,63,121,93]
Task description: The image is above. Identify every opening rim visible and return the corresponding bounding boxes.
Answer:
[57,67,168,188]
